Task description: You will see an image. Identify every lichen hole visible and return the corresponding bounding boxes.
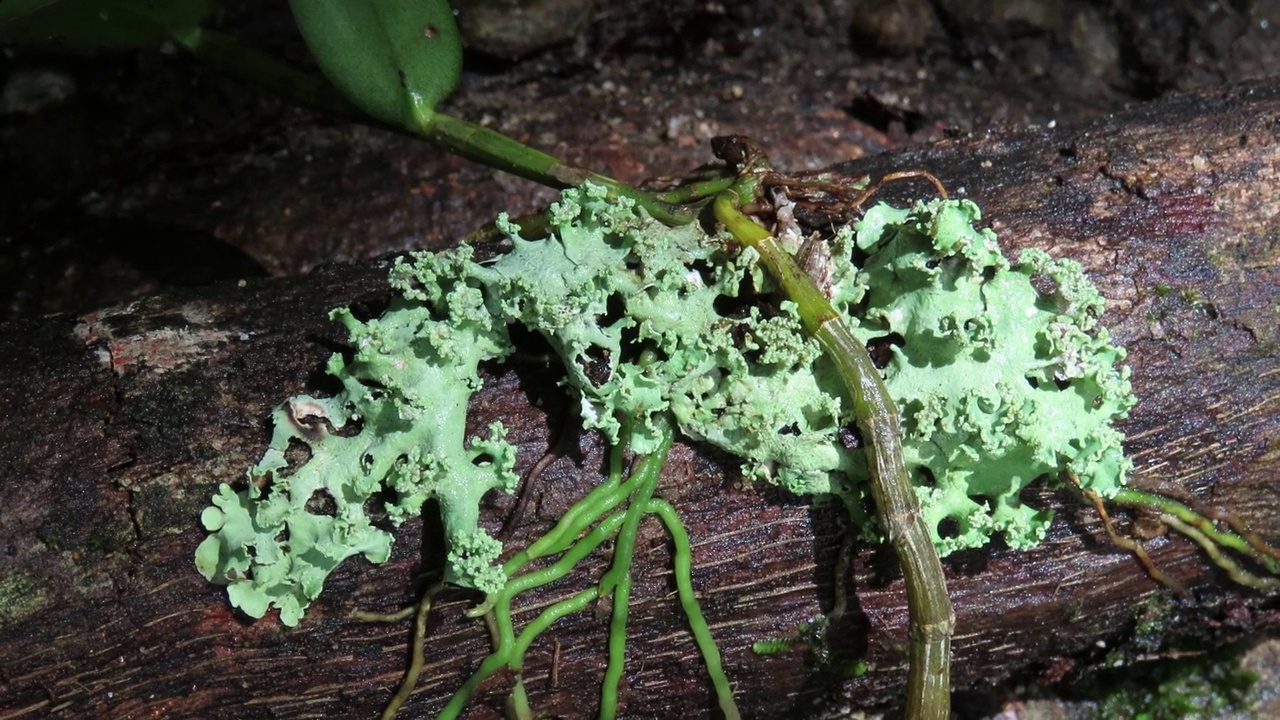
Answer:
[306,488,338,517]
[279,437,313,478]
[866,332,905,369]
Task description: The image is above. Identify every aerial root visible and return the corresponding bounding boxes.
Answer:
[1079,485,1189,596]
[350,605,418,623]
[1159,513,1280,591]
[853,169,950,208]
[1208,506,1280,567]
[360,581,446,720]
[1074,477,1280,594]
[761,167,950,222]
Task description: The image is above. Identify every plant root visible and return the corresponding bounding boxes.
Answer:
[379,581,446,720]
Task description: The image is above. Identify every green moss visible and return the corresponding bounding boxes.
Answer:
[751,637,798,655]
[749,616,869,679]
[1131,592,1176,654]
[1064,599,1086,624]
[1180,287,1206,305]
[121,367,214,467]
[0,571,47,624]
[1080,644,1260,720]
[842,660,871,679]
[83,522,133,554]
[133,480,204,539]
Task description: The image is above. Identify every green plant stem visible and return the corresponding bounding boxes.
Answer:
[656,175,738,205]
[498,508,630,641]
[510,585,600,662]
[174,28,691,226]
[601,570,633,720]
[440,418,739,720]
[600,437,665,597]
[507,676,533,720]
[443,427,673,719]
[647,499,740,720]
[421,113,691,224]
[505,438,628,573]
[713,191,953,720]
[599,422,669,719]
[440,509,628,720]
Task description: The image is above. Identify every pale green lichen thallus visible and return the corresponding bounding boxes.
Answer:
[196,184,1134,625]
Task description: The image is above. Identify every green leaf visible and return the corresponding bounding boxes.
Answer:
[0,0,212,50]
[288,0,462,132]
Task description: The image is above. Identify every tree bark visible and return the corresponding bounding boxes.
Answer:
[1,80,1278,719]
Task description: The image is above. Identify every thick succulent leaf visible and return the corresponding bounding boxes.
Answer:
[0,0,212,49]
[288,0,462,131]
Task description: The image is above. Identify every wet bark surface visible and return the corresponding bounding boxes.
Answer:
[2,2,1280,718]
[1,79,1278,719]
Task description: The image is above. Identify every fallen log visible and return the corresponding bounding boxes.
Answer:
[0,80,1277,719]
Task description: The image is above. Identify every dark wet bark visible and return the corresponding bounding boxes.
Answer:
[1,81,1277,720]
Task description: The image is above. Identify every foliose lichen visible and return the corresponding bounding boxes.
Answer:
[194,248,517,626]
[838,200,1135,553]
[196,184,1134,624]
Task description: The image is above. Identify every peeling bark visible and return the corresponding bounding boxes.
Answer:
[1,82,1277,719]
